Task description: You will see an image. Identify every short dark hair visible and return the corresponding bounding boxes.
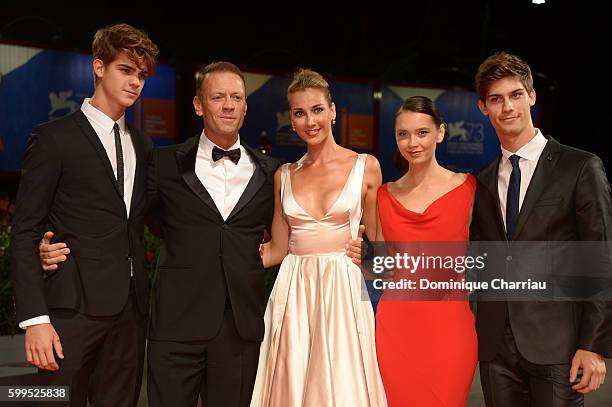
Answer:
[475,51,533,102]
[195,61,245,99]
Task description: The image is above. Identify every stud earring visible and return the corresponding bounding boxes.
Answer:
[332,119,336,125]
[291,127,296,132]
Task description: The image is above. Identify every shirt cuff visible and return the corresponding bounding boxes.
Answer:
[19,315,51,330]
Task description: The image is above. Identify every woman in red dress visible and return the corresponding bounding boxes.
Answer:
[375,96,478,406]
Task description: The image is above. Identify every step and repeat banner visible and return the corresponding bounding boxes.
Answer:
[0,43,176,172]
[1,45,539,177]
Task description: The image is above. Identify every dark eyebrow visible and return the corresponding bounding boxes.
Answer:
[488,88,524,98]
[117,63,135,70]
[118,63,147,76]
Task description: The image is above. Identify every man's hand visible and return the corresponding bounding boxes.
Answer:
[347,225,395,282]
[25,323,64,371]
[39,231,70,271]
[570,349,606,394]
[346,225,366,265]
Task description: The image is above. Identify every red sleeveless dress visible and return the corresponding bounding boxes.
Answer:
[375,175,478,407]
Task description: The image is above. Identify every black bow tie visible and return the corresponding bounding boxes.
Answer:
[212,146,241,165]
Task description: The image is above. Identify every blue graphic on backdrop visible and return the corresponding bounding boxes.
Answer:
[435,89,500,174]
[240,76,295,161]
[378,86,405,182]
[0,50,91,171]
[0,48,176,171]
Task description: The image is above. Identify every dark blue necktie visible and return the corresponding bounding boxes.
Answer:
[506,154,521,240]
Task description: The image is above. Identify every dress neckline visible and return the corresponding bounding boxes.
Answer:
[288,154,360,222]
[383,175,471,216]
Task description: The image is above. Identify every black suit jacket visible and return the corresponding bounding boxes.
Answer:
[147,136,280,342]
[470,136,612,364]
[11,110,152,321]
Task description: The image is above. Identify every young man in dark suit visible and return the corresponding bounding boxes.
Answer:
[470,51,611,406]
[10,23,158,406]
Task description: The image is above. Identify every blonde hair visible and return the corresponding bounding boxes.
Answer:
[92,23,159,86]
[287,68,332,106]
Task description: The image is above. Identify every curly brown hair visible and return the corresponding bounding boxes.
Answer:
[92,23,159,86]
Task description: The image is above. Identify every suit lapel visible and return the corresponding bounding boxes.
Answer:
[72,111,125,205]
[226,143,269,220]
[512,137,560,240]
[127,123,146,211]
[175,137,223,218]
[484,156,507,240]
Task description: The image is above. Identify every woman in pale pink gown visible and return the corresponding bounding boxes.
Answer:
[250,69,387,406]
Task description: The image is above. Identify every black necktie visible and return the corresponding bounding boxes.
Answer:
[506,154,521,240]
[113,123,124,199]
[212,145,241,165]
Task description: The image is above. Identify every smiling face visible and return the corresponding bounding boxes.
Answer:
[288,87,336,146]
[395,110,444,166]
[478,76,536,146]
[93,51,147,111]
[193,71,247,143]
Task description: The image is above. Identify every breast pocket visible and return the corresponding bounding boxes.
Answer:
[534,197,562,207]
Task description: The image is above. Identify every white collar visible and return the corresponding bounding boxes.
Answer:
[500,129,547,165]
[199,131,242,158]
[81,98,126,134]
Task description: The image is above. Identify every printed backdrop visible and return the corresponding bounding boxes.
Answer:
[0,43,176,172]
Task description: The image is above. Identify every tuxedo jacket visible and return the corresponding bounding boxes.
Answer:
[10,110,152,321]
[470,136,612,364]
[147,136,280,342]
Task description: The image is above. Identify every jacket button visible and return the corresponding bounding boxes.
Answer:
[506,255,512,261]
[126,254,132,261]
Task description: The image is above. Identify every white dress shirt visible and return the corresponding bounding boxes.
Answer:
[195,131,255,220]
[20,99,137,329]
[498,129,548,232]
[81,98,136,216]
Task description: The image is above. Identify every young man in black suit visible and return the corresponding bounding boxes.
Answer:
[10,23,158,406]
[471,51,611,406]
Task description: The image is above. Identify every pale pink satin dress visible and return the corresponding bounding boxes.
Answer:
[250,154,387,407]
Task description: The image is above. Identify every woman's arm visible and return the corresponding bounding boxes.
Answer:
[361,155,383,242]
[375,199,385,242]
